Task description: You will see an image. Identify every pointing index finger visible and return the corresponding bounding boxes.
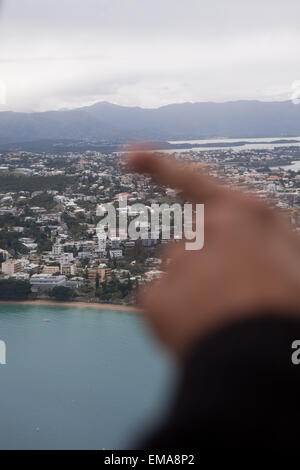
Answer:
[127,149,227,203]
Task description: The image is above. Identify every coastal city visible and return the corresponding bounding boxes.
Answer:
[1,0,300,454]
[0,142,300,305]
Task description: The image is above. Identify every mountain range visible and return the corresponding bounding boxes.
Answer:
[0,100,300,144]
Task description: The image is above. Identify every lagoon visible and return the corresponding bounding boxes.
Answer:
[0,304,174,449]
[165,137,300,152]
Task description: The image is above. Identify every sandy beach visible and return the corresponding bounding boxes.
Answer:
[0,299,139,312]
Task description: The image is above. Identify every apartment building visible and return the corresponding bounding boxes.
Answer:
[42,265,60,275]
[1,259,22,276]
[87,266,111,283]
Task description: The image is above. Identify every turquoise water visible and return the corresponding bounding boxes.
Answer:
[0,304,175,449]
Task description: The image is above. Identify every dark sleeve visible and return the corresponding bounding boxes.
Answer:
[142,313,300,449]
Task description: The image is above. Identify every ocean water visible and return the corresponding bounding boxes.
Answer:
[271,161,300,171]
[0,304,175,449]
[164,137,300,152]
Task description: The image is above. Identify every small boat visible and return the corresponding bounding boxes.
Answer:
[43,319,51,322]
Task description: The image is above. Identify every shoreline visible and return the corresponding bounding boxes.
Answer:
[0,299,139,312]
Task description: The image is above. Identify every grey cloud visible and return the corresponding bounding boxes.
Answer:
[0,0,299,111]
[1,0,299,39]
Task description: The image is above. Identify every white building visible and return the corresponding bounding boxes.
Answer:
[30,274,67,291]
[60,252,74,263]
[96,232,107,255]
[52,242,63,255]
[110,237,121,249]
[19,237,38,251]
[12,272,30,281]
[144,270,164,281]
[96,204,107,216]
[109,250,123,259]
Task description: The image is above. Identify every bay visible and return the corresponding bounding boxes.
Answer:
[0,304,175,449]
[164,137,300,152]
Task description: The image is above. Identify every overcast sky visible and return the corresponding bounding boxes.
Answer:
[0,0,299,112]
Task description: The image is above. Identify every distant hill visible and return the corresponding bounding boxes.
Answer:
[0,100,300,144]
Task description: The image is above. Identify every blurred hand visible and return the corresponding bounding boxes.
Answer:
[128,150,300,358]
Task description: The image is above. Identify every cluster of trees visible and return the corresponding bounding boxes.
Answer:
[29,192,56,211]
[124,239,155,264]
[47,157,75,169]
[96,274,134,302]
[0,229,29,256]
[62,212,88,240]
[0,215,20,228]
[0,219,53,256]
[108,257,145,276]
[24,223,52,253]
[49,286,76,301]
[0,174,76,192]
[0,279,31,300]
